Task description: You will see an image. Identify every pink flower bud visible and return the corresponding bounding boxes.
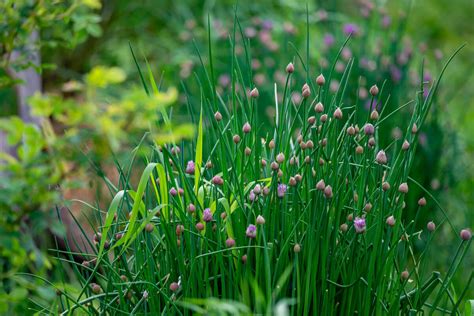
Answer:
[316,179,325,191]
[400,270,409,281]
[250,87,259,98]
[333,107,343,119]
[286,62,295,73]
[375,150,387,164]
[398,182,409,194]
[386,215,396,227]
[427,221,436,232]
[369,84,379,96]
[276,152,285,163]
[196,222,204,231]
[225,238,236,247]
[370,110,379,120]
[314,102,324,113]
[187,203,196,213]
[214,111,223,121]
[418,197,426,206]
[170,282,179,292]
[212,175,224,185]
[324,185,333,198]
[460,229,472,241]
[316,74,326,86]
[256,215,265,225]
[347,126,355,135]
[233,134,241,144]
[402,140,410,151]
[242,122,251,133]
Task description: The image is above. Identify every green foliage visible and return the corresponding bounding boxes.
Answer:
[46,22,472,314]
[0,0,102,88]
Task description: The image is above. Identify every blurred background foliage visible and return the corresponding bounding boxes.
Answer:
[0,0,472,313]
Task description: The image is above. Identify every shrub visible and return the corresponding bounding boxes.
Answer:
[46,21,472,314]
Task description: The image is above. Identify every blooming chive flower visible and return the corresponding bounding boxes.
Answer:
[277,184,287,198]
[203,208,213,222]
[246,224,257,238]
[354,217,366,233]
[185,161,195,174]
[343,23,359,36]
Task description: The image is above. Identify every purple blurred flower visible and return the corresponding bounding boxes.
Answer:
[323,33,335,47]
[343,23,359,36]
[262,19,273,30]
[249,190,256,202]
[354,217,366,233]
[246,224,257,238]
[382,16,391,28]
[218,74,231,87]
[277,184,287,198]
[244,27,257,38]
[203,208,213,222]
[185,161,195,175]
[390,66,402,82]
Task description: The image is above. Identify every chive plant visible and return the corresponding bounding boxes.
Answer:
[46,19,472,316]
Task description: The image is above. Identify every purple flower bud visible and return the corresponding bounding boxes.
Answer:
[324,185,333,198]
[249,190,256,202]
[246,224,257,238]
[375,150,387,164]
[169,188,178,196]
[460,229,472,241]
[253,184,262,195]
[186,160,195,174]
[203,208,213,222]
[212,175,224,185]
[187,203,196,213]
[364,123,375,135]
[354,217,366,233]
[277,184,287,198]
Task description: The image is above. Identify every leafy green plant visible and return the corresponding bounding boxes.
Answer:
[45,19,472,314]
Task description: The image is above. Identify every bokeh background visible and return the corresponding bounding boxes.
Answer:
[0,0,472,312]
